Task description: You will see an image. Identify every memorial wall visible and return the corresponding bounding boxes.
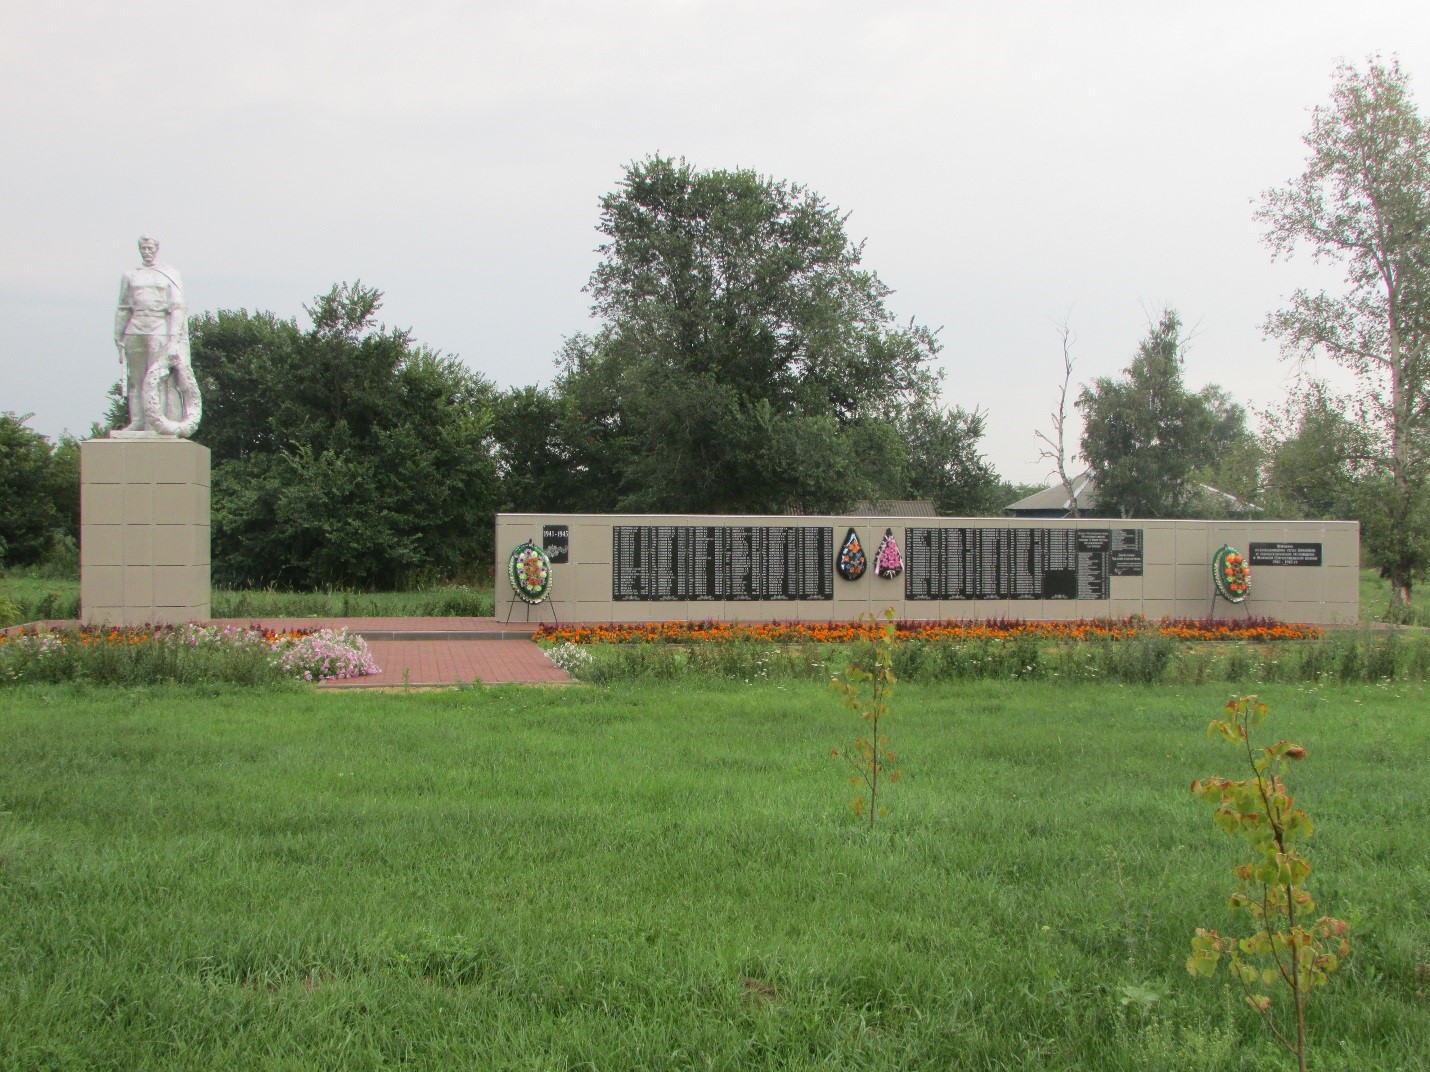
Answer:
[495,514,1360,625]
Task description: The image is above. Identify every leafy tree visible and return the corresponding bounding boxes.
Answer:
[45,434,81,566]
[1187,386,1265,517]
[1077,309,1245,518]
[1258,57,1430,606]
[897,403,1001,515]
[546,333,636,511]
[1267,386,1430,597]
[557,155,979,514]
[192,284,499,590]
[0,413,71,568]
[189,309,303,462]
[1261,384,1373,520]
[98,382,128,434]
[490,385,586,513]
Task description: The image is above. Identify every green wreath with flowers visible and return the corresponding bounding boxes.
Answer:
[1212,545,1251,603]
[508,541,553,604]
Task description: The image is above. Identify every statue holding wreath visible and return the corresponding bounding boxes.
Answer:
[113,235,201,437]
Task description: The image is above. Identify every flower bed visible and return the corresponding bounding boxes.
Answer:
[268,627,382,682]
[535,620,1430,688]
[536,616,1323,646]
[0,623,380,686]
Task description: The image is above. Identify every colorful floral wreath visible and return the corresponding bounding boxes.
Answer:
[838,527,868,581]
[874,529,903,580]
[508,541,553,604]
[1213,545,1250,603]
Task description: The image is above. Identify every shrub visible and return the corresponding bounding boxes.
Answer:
[545,641,594,677]
[0,625,379,687]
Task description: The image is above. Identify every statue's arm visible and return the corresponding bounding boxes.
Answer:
[165,280,185,355]
[113,274,131,345]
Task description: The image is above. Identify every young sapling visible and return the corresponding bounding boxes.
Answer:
[1187,695,1349,1072]
[831,609,900,827]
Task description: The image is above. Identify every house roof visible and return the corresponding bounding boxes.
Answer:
[1004,472,1260,517]
[1005,473,1095,514]
[850,499,938,517]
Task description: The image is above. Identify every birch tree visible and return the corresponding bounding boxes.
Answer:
[1259,57,1430,607]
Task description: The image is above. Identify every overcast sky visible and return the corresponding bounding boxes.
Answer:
[4,1,1425,486]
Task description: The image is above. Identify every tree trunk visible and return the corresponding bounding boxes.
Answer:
[1388,313,1414,611]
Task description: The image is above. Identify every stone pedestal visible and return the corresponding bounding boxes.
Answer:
[80,438,210,626]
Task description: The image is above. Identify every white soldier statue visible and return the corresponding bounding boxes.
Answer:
[113,235,201,437]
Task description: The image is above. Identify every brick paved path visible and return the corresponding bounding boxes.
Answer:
[326,638,569,688]
[205,618,569,688]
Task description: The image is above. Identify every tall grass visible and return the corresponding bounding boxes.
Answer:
[562,629,1430,687]
[210,584,494,619]
[0,575,79,624]
[0,681,1424,1070]
[1360,567,1430,626]
[0,579,495,626]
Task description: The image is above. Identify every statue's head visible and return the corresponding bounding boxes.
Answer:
[138,235,159,266]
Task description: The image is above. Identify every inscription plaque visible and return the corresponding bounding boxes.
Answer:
[1249,542,1323,567]
[1109,528,1144,576]
[612,526,834,601]
[542,524,570,564]
[1075,530,1109,600]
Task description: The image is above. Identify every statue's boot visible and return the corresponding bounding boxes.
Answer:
[121,392,147,432]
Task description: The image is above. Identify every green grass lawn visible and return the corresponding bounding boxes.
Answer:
[1,680,1425,1071]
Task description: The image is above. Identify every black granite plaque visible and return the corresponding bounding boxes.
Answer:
[764,526,795,601]
[1076,529,1111,553]
[1009,528,1037,599]
[612,525,833,601]
[1109,528,1143,576]
[1075,529,1109,600]
[1249,541,1323,567]
[684,527,713,599]
[1076,550,1107,599]
[1043,528,1078,600]
[901,527,1108,600]
[612,525,650,600]
[542,524,569,564]
[975,528,1001,598]
[651,525,678,600]
[904,527,938,600]
[727,527,756,600]
[800,526,834,599]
